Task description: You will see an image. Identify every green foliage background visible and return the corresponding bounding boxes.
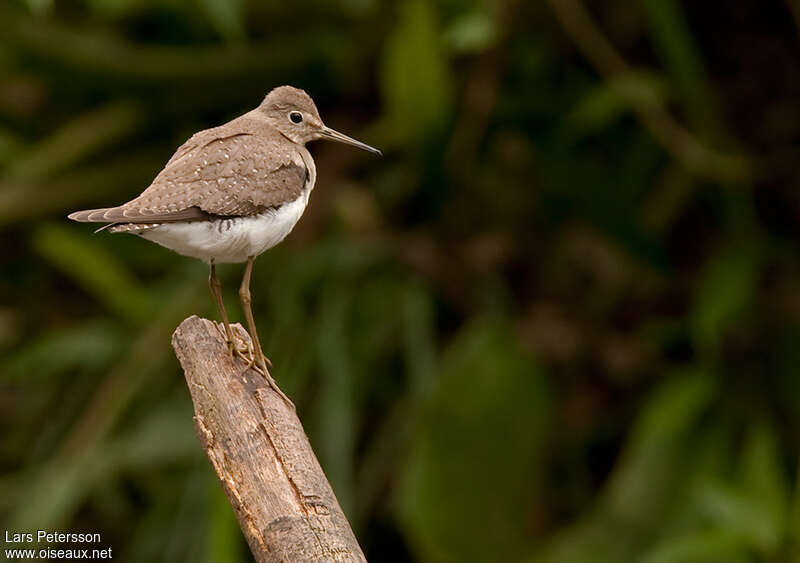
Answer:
[1,0,800,561]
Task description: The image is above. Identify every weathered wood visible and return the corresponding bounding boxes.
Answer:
[171,315,367,563]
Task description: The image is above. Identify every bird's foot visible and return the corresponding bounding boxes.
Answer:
[213,323,243,355]
[215,321,292,408]
[232,338,256,367]
[214,322,256,364]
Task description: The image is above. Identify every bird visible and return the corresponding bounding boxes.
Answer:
[68,86,381,404]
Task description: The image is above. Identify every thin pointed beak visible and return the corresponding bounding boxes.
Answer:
[319,126,382,155]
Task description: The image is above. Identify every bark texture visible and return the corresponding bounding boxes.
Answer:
[171,315,367,563]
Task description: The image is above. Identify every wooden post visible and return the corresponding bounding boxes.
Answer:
[171,316,367,563]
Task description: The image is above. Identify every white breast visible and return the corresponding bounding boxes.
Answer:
[138,190,310,264]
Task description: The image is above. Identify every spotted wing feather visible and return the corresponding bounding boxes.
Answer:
[69,129,306,224]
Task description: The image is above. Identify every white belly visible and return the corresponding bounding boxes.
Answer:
[139,193,309,264]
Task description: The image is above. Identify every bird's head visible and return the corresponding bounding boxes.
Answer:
[259,86,381,155]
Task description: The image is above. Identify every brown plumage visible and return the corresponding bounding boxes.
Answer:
[69,87,316,227]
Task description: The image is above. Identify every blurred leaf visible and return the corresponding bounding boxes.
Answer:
[122,499,184,563]
[353,277,438,525]
[314,283,357,518]
[0,6,339,80]
[398,317,549,562]
[640,530,748,563]
[740,419,788,552]
[532,370,715,563]
[444,11,496,54]
[402,279,437,398]
[691,242,758,354]
[106,401,198,470]
[208,476,246,563]
[605,370,715,513]
[566,72,668,135]
[699,484,778,554]
[84,0,141,19]
[0,126,22,167]
[641,165,694,232]
[2,320,122,381]
[338,0,376,17]
[13,403,201,536]
[162,465,214,563]
[8,281,206,532]
[0,306,21,351]
[5,100,142,181]
[197,0,245,42]
[349,274,407,369]
[262,240,380,399]
[0,151,163,226]
[33,223,154,323]
[24,0,52,15]
[10,458,101,532]
[380,0,453,144]
[641,0,718,135]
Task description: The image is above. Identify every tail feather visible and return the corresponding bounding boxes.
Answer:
[68,208,113,222]
[68,205,208,223]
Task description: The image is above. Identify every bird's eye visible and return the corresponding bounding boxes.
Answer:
[289,111,303,124]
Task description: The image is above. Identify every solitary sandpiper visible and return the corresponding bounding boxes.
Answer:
[68,86,381,403]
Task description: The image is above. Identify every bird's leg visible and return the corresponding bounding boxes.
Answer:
[209,262,252,362]
[239,256,292,407]
[238,257,273,370]
[209,262,235,352]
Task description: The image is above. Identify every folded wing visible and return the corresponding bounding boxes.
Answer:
[68,131,307,225]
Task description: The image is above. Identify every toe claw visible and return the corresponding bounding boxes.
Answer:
[224,334,292,409]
